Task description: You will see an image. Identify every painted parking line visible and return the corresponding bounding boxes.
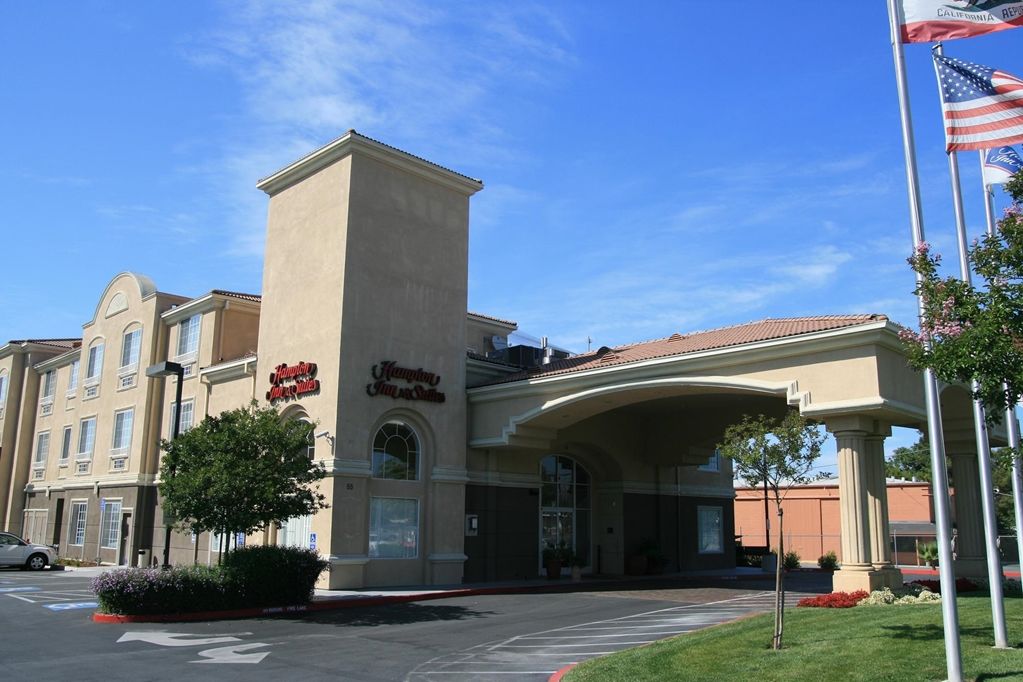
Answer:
[0,586,41,593]
[5,589,94,603]
[408,591,810,681]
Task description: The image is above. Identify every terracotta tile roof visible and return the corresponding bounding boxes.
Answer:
[212,290,262,303]
[467,311,517,327]
[8,338,82,350]
[483,315,888,386]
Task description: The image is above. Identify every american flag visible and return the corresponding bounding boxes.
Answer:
[933,54,1023,152]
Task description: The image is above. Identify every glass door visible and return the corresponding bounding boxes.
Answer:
[539,455,591,574]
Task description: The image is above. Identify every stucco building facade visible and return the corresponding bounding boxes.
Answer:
[0,131,1003,592]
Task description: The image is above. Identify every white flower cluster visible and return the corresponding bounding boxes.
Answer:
[857,587,941,606]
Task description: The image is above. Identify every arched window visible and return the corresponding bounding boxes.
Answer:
[372,421,419,480]
[539,455,591,569]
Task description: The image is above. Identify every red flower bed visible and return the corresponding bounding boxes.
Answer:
[797,590,869,608]
[909,578,977,593]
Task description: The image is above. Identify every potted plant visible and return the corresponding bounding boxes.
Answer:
[641,539,667,575]
[543,542,568,580]
[570,551,585,582]
[918,542,939,568]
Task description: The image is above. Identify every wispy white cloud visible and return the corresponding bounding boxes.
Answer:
[180,0,576,259]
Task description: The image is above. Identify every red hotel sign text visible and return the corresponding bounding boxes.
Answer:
[366,360,445,403]
[267,361,320,402]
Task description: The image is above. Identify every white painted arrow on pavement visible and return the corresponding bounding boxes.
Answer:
[117,631,251,647]
[191,642,271,664]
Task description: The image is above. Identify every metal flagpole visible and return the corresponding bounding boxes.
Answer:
[887,2,962,679]
[934,83,1008,644]
[979,149,1023,572]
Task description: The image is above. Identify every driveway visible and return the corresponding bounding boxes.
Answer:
[0,569,827,681]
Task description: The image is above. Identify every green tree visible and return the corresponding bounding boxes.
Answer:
[159,401,328,562]
[992,448,1017,535]
[902,173,1023,419]
[718,411,825,650]
[885,434,932,481]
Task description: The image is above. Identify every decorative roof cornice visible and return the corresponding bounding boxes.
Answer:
[256,130,483,197]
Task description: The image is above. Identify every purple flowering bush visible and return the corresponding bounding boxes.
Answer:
[92,546,327,615]
[92,565,236,615]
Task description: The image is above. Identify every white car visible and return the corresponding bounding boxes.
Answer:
[0,532,57,570]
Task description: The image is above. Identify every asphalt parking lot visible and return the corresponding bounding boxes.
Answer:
[0,568,828,681]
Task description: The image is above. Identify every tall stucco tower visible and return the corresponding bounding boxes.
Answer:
[256,131,482,588]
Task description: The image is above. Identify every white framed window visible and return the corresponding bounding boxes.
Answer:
[698,450,721,473]
[68,501,88,546]
[41,370,57,402]
[176,314,200,359]
[77,417,96,460]
[697,506,723,554]
[119,327,141,373]
[66,360,79,395]
[169,399,195,435]
[0,370,8,408]
[368,497,419,559]
[100,499,122,549]
[59,426,73,465]
[371,421,420,480]
[86,342,104,381]
[280,514,314,550]
[33,431,50,469]
[111,408,133,456]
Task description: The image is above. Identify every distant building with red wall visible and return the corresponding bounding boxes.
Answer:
[734,479,935,564]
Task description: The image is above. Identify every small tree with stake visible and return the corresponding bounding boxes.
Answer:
[718,410,825,650]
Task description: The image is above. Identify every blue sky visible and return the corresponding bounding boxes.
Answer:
[3,2,1021,470]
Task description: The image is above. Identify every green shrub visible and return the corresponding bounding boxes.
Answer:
[92,545,328,615]
[221,545,328,608]
[817,551,838,570]
[783,550,801,570]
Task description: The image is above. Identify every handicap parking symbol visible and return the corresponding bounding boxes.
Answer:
[46,602,98,611]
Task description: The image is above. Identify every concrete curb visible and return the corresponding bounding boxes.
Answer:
[549,663,576,681]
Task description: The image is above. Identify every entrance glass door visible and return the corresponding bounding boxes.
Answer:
[539,455,591,574]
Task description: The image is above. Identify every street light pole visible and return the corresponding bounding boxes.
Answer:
[146,361,184,568]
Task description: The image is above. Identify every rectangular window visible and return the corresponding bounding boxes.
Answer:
[120,328,141,371]
[41,370,57,400]
[86,343,104,382]
[698,506,723,554]
[67,360,79,392]
[33,431,50,469]
[698,450,721,473]
[169,399,195,434]
[69,501,87,546]
[176,315,200,358]
[60,426,73,464]
[77,417,96,459]
[368,498,419,559]
[111,409,134,454]
[100,500,122,549]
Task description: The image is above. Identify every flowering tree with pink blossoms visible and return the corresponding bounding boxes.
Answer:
[902,174,1023,419]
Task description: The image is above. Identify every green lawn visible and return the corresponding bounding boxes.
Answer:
[565,596,1023,682]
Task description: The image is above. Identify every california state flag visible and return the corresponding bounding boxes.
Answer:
[899,0,1023,43]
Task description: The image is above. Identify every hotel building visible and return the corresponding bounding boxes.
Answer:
[0,132,1000,591]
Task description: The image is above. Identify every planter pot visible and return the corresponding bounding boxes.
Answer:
[646,557,666,575]
[761,553,778,573]
[545,560,562,580]
[626,554,648,576]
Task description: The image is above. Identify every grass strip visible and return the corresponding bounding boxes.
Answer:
[565,595,1023,682]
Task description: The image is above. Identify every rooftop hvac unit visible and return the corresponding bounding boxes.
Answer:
[491,335,508,351]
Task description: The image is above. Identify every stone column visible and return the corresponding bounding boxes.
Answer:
[946,438,987,578]
[828,415,884,593]
[865,430,903,588]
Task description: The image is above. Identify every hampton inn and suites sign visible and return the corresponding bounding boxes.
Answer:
[366,360,446,403]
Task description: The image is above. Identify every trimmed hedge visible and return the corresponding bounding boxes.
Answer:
[92,546,327,615]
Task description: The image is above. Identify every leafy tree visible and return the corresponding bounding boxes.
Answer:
[992,448,1018,535]
[902,173,1023,419]
[718,411,825,650]
[885,434,932,481]
[159,401,328,562]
